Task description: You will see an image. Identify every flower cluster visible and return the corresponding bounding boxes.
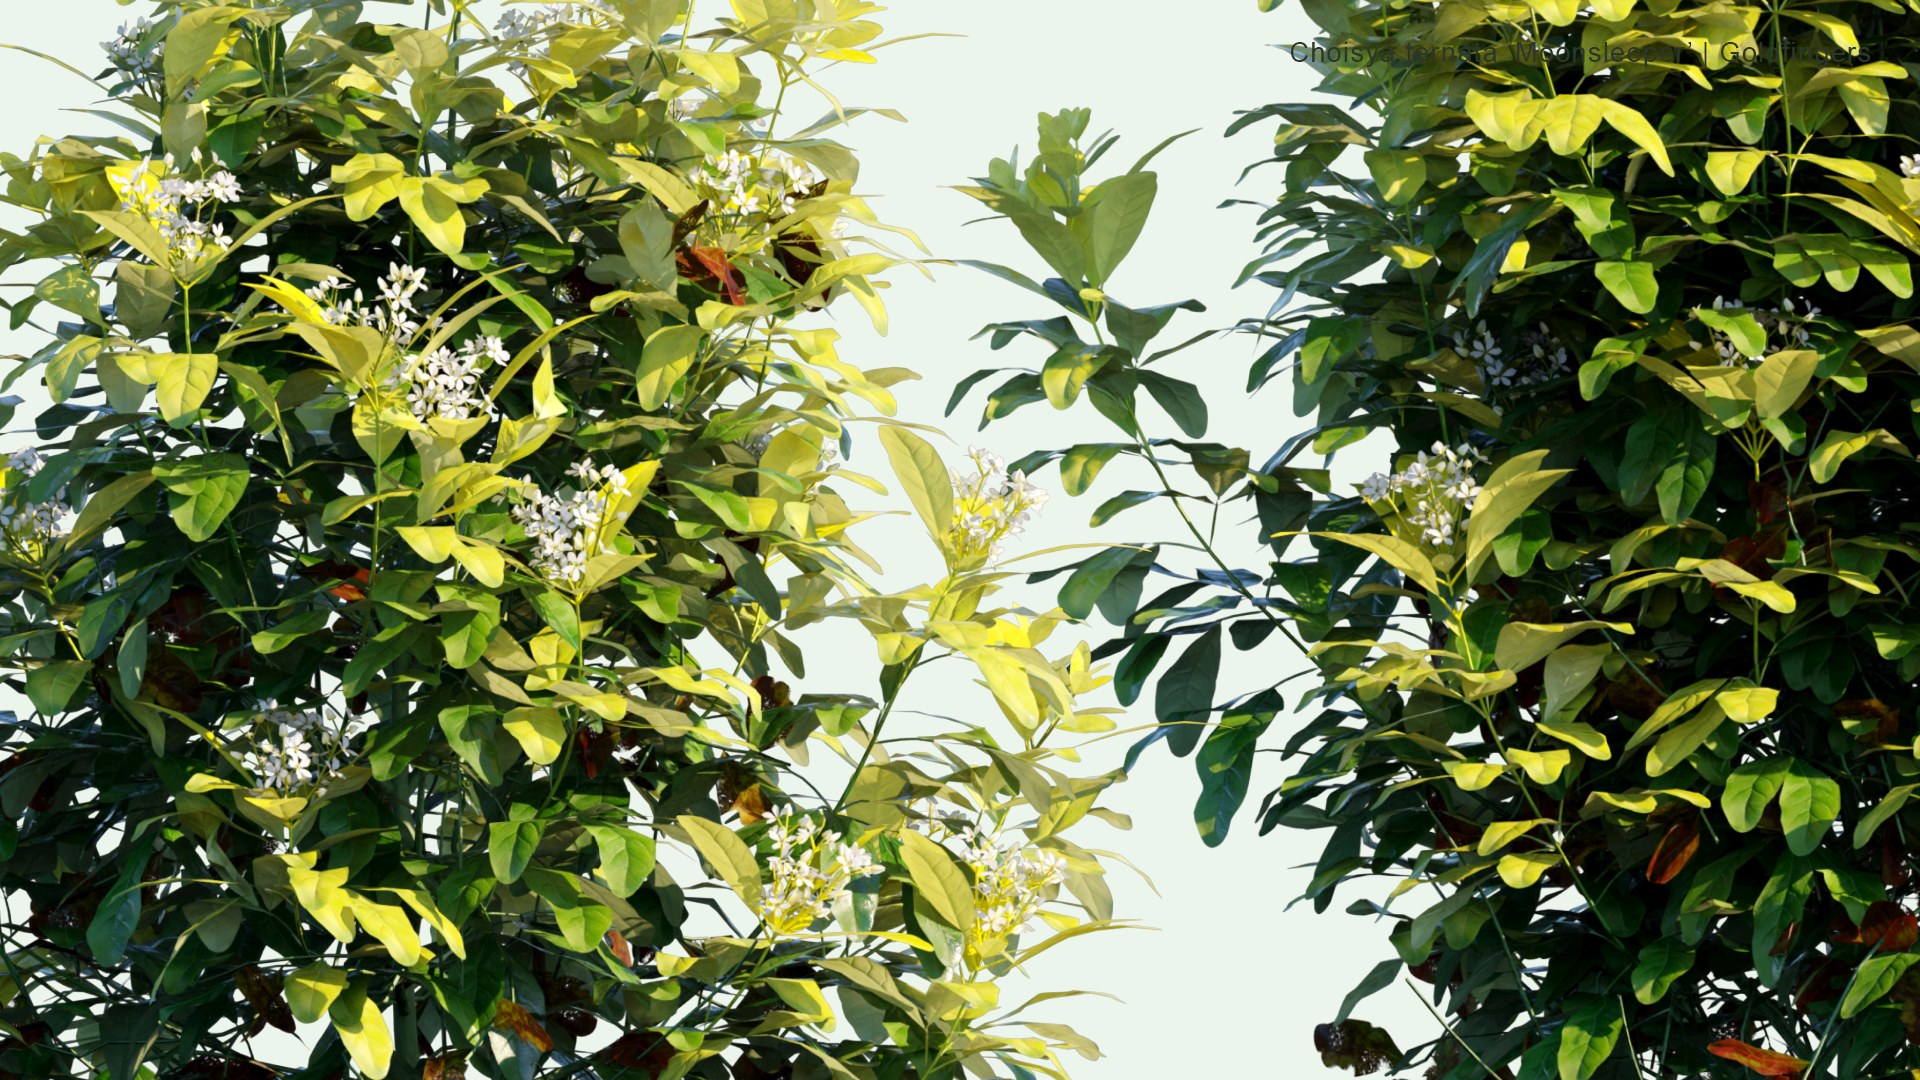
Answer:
[237,705,370,794]
[495,1,614,40]
[109,152,245,267]
[1692,295,1820,366]
[947,447,1049,562]
[511,464,631,585]
[1902,154,1920,180]
[103,18,162,79]
[303,264,433,340]
[0,449,74,555]
[1360,441,1489,552]
[383,336,510,422]
[1455,320,1571,395]
[756,815,882,936]
[960,826,1067,965]
[694,150,824,220]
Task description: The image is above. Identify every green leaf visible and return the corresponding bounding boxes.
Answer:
[1084,171,1157,286]
[1059,546,1143,621]
[1596,261,1659,314]
[1780,759,1842,855]
[877,426,954,544]
[1655,417,1716,525]
[1453,200,1547,317]
[1156,626,1221,757]
[488,820,541,884]
[634,324,705,410]
[36,264,101,325]
[1059,443,1123,497]
[1137,371,1208,437]
[152,453,248,541]
[1557,996,1623,1080]
[1631,940,1694,1004]
[117,620,148,704]
[1334,959,1402,1025]
[127,352,218,429]
[65,471,156,551]
[1089,489,1167,527]
[1723,756,1791,832]
[85,846,147,966]
[1194,694,1275,845]
[165,5,248,99]
[253,609,332,655]
[529,589,580,650]
[26,660,91,715]
[1859,785,1920,848]
[1364,149,1426,203]
[1843,953,1920,1018]
[587,825,657,897]
[47,337,102,405]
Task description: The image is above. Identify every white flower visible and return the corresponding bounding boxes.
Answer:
[1358,441,1486,552]
[6,449,44,478]
[110,157,244,266]
[103,18,162,78]
[946,447,1047,561]
[1902,154,1920,180]
[756,814,883,936]
[511,468,631,586]
[239,703,368,793]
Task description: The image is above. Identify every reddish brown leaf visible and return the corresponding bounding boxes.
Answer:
[494,999,553,1053]
[1860,901,1918,952]
[680,245,745,305]
[1794,956,1848,1011]
[1314,1019,1401,1076]
[1748,480,1789,526]
[1707,1039,1811,1076]
[300,560,370,602]
[605,928,633,967]
[234,964,297,1034]
[140,645,205,713]
[576,727,614,781]
[599,1031,678,1072]
[423,1053,467,1080]
[1769,921,1799,957]
[1836,698,1901,745]
[1648,819,1700,884]
[670,200,710,248]
[1721,528,1786,581]
[733,783,772,825]
[551,1008,598,1038]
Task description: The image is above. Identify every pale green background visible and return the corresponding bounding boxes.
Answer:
[0,1,1439,1075]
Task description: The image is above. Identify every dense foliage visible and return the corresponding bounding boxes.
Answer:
[0,3,1138,1079]
[954,0,1920,1076]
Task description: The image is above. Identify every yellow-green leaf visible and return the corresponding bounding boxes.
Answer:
[285,962,349,1024]
[897,827,976,931]
[1498,851,1557,888]
[636,324,706,410]
[330,977,394,1080]
[1704,151,1768,196]
[1476,818,1554,856]
[1538,720,1612,759]
[502,707,565,765]
[677,815,763,907]
[877,426,955,547]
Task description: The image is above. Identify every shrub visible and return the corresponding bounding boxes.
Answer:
[0,3,1132,1079]
[957,3,1920,1074]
